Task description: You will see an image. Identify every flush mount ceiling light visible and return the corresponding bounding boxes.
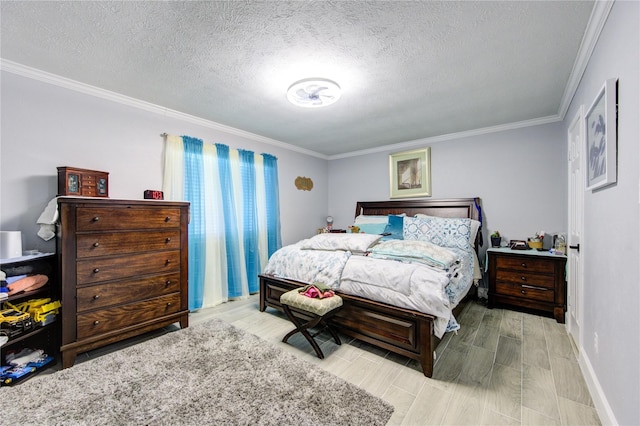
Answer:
[287,78,341,108]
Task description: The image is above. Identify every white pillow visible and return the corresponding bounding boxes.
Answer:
[353,215,389,225]
[469,219,481,247]
[353,213,406,225]
[300,233,382,253]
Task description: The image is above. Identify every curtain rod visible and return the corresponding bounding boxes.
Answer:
[159,133,277,159]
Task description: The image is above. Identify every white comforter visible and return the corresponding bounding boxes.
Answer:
[338,255,453,337]
[262,234,475,338]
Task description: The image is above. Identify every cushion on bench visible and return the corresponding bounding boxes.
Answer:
[280,289,343,316]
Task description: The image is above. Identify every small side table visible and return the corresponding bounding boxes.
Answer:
[487,248,567,323]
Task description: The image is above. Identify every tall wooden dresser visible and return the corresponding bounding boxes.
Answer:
[57,198,189,368]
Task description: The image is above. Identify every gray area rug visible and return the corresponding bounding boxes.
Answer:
[0,319,393,425]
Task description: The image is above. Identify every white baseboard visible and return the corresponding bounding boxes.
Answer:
[579,349,618,425]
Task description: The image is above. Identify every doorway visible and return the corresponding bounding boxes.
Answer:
[567,106,585,349]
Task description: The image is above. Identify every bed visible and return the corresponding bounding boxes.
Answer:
[259,197,482,377]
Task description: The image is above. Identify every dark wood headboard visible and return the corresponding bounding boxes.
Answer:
[355,198,481,221]
[354,198,483,247]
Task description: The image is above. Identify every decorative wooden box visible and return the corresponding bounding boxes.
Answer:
[57,167,109,198]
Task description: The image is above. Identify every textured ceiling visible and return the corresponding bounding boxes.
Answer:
[1,1,595,157]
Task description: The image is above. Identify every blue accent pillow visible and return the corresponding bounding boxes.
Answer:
[356,223,388,235]
[383,214,404,240]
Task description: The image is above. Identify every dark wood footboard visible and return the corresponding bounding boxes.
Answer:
[260,273,439,377]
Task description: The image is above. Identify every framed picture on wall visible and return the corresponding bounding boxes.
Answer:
[585,78,618,191]
[389,147,431,198]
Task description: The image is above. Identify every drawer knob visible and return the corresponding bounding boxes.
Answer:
[93,320,100,325]
[521,263,526,268]
[521,276,526,281]
[93,294,100,300]
[165,280,171,285]
[165,237,171,243]
[93,216,100,222]
[93,242,100,247]
[166,302,172,307]
[165,259,171,265]
[521,290,526,294]
[93,268,100,273]
[165,216,171,222]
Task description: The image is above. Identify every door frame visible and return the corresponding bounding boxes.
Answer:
[567,105,585,349]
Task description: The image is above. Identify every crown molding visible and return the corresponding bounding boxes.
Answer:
[557,0,615,119]
[2,0,613,165]
[328,115,562,160]
[0,59,328,160]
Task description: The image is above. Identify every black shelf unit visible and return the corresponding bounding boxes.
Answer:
[1,253,59,385]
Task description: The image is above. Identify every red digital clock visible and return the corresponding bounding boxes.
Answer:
[144,190,164,200]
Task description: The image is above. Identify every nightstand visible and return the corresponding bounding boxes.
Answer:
[487,248,567,323]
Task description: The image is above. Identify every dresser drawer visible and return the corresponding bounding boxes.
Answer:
[77,251,181,285]
[495,256,555,274]
[77,230,181,258]
[76,207,182,231]
[495,282,555,303]
[77,272,181,312]
[76,293,181,339]
[495,269,555,289]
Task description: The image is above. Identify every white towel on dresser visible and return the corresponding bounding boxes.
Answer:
[36,198,59,241]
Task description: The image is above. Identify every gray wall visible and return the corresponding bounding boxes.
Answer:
[0,71,329,252]
[328,122,567,262]
[563,2,639,425]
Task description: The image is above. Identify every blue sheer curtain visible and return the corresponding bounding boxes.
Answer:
[163,136,281,310]
[215,143,244,299]
[239,149,260,294]
[182,136,205,310]
[262,153,282,257]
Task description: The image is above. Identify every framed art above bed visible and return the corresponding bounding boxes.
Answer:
[389,147,431,198]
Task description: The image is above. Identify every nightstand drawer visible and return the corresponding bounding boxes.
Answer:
[496,282,555,302]
[496,256,555,273]
[495,270,555,289]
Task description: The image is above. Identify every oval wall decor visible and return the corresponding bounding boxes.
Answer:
[295,176,314,191]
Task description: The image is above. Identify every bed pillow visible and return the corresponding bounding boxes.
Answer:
[404,216,472,250]
[382,214,404,240]
[353,215,389,225]
[300,233,382,253]
[353,222,388,235]
[415,214,481,247]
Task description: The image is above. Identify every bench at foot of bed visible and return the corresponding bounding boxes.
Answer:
[259,273,439,377]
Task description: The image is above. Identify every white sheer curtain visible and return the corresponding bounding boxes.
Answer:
[162,135,277,310]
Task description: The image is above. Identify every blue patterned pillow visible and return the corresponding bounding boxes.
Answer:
[403,216,472,249]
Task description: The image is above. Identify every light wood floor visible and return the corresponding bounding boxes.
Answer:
[74,295,601,425]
